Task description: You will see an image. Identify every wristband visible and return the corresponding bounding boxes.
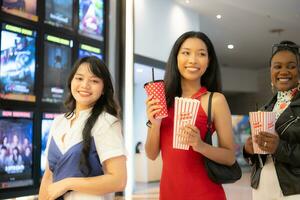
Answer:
[146,120,152,128]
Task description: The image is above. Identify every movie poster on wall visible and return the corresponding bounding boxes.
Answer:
[78,0,104,41]
[0,23,36,102]
[1,0,38,21]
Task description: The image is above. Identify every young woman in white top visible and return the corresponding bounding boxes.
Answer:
[39,56,127,200]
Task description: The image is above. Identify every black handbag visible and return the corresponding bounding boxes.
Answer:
[203,92,242,184]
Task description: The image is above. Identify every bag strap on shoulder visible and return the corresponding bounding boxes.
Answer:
[207,92,214,130]
[205,92,214,144]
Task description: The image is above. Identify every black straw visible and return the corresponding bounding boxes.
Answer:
[152,68,155,81]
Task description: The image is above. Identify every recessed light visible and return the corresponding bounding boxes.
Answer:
[227,44,234,49]
[216,14,222,19]
[185,0,191,4]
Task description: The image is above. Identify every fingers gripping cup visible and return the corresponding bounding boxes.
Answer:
[144,80,168,119]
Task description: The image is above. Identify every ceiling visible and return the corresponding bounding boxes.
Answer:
[174,0,300,70]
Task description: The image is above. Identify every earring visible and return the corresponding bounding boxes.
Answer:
[271,82,275,94]
[298,80,300,91]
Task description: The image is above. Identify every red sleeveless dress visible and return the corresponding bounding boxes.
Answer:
[159,87,226,200]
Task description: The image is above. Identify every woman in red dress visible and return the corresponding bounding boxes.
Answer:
[145,31,236,200]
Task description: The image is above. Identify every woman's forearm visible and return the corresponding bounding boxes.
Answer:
[145,124,161,160]
[65,171,126,195]
[39,181,50,200]
[199,143,236,166]
[62,156,127,196]
[39,168,53,200]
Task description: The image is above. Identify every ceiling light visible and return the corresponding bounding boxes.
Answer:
[216,14,222,19]
[185,0,190,4]
[227,44,234,49]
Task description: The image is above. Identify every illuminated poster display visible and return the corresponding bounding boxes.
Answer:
[0,23,36,102]
[1,0,38,21]
[45,0,73,29]
[42,34,73,103]
[78,43,102,59]
[40,112,61,175]
[0,110,34,189]
[79,0,104,41]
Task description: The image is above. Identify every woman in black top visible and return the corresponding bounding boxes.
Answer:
[243,41,300,199]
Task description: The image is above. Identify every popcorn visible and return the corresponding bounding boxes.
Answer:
[173,97,200,150]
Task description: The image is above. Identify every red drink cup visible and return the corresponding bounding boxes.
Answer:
[144,80,168,119]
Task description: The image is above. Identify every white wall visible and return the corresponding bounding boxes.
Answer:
[134,0,261,94]
[134,0,201,62]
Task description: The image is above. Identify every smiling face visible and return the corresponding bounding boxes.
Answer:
[177,37,209,84]
[271,50,299,92]
[71,62,104,111]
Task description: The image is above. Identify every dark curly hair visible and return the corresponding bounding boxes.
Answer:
[270,40,300,67]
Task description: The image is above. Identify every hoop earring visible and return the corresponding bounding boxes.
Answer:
[271,82,275,94]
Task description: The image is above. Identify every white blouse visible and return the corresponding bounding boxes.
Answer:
[46,108,126,200]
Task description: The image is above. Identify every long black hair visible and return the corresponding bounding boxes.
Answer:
[164,31,222,107]
[64,56,119,175]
